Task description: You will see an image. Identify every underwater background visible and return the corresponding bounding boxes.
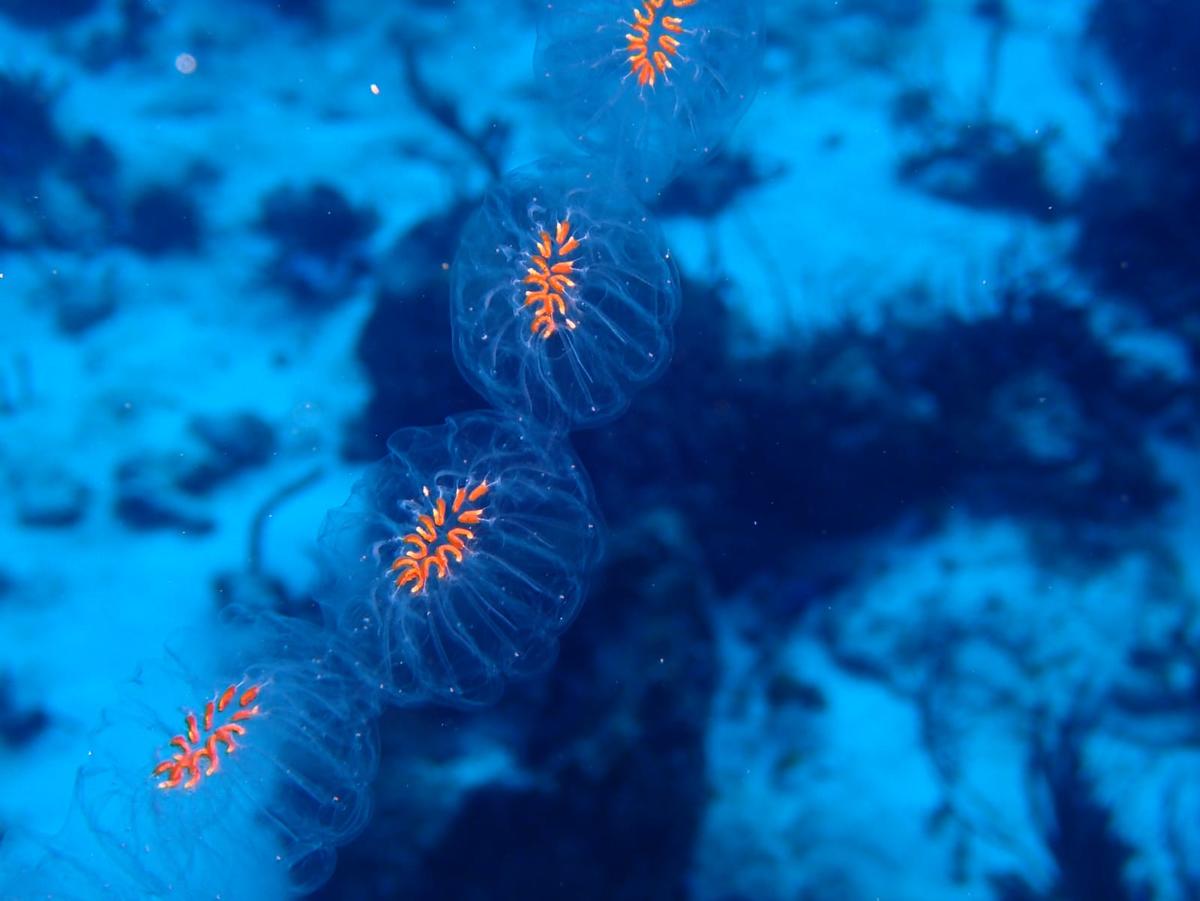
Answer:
[2,0,1199,898]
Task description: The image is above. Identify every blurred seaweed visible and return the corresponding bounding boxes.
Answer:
[393,28,510,181]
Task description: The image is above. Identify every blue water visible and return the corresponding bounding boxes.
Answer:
[2,1,1198,898]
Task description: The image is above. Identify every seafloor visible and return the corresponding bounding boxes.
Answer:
[1,0,1198,898]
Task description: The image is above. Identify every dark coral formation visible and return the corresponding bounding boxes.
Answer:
[0,72,64,186]
[655,151,776,218]
[178,412,277,494]
[113,456,216,533]
[0,675,49,750]
[0,0,99,29]
[112,412,276,532]
[258,182,378,305]
[0,77,196,259]
[10,464,90,528]
[1074,0,1200,332]
[249,0,325,20]
[79,0,163,70]
[991,718,1146,901]
[342,201,480,461]
[898,121,1063,220]
[572,279,1176,594]
[49,267,119,335]
[122,183,204,256]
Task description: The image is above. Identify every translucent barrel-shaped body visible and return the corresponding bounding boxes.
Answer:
[451,159,680,429]
[535,0,764,189]
[29,618,380,900]
[318,410,604,706]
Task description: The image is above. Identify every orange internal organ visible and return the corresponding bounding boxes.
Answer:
[152,683,262,791]
[390,481,489,594]
[625,0,695,88]
[523,219,582,339]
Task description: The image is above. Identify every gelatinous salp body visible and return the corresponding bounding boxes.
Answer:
[69,619,377,899]
[535,0,764,189]
[318,410,603,707]
[451,158,680,429]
